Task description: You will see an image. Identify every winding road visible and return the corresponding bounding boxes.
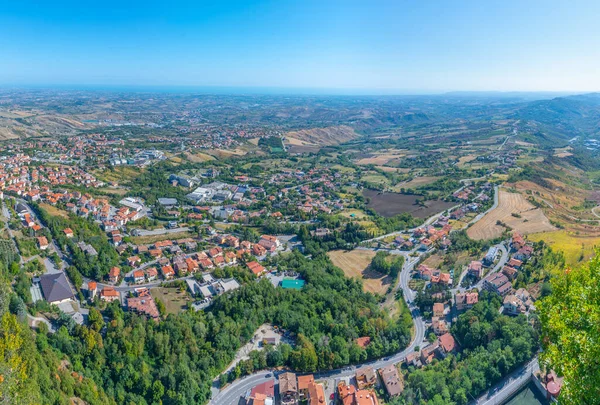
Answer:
[210,183,527,405]
[210,251,427,405]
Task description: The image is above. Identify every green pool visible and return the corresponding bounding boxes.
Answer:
[504,381,549,405]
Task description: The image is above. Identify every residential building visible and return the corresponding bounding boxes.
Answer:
[455,291,478,311]
[483,273,512,296]
[379,365,403,397]
[100,287,120,302]
[356,367,376,389]
[279,372,298,405]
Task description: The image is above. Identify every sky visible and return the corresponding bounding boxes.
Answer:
[1,0,600,93]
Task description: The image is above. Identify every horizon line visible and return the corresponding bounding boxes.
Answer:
[0,83,592,97]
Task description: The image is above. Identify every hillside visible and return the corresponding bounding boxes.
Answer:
[512,93,600,139]
[285,125,360,145]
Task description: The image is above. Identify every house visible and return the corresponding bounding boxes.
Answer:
[252,243,267,257]
[502,265,518,280]
[514,245,534,261]
[87,281,97,299]
[483,246,498,265]
[306,381,326,405]
[127,256,141,267]
[404,352,420,368]
[100,287,120,302]
[185,258,198,273]
[337,381,379,405]
[37,236,49,250]
[108,267,121,283]
[438,333,457,354]
[420,342,439,365]
[39,272,75,304]
[379,365,403,397]
[247,261,266,276]
[355,336,371,349]
[63,228,74,238]
[161,265,175,279]
[432,317,449,335]
[467,261,483,278]
[511,232,526,251]
[127,295,160,320]
[507,258,523,269]
[259,235,280,252]
[418,264,433,280]
[433,302,445,317]
[208,246,223,258]
[297,375,315,399]
[419,238,433,251]
[145,267,158,281]
[515,288,535,311]
[279,372,298,405]
[356,366,377,389]
[455,291,478,311]
[503,294,526,315]
[247,380,275,405]
[132,270,145,284]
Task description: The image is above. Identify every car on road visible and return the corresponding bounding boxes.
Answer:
[265,373,271,378]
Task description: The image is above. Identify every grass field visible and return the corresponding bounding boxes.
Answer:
[340,208,368,219]
[39,203,69,218]
[150,287,191,314]
[528,230,600,266]
[183,151,215,162]
[328,249,391,294]
[468,189,555,240]
[95,166,141,183]
[395,176,441,190]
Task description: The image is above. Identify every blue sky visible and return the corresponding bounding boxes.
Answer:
[1,0,599,93]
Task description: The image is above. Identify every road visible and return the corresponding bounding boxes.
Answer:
[473,357,539,405]
[211,247,428,405]
[468,186,499,225]
[453,242,508,294]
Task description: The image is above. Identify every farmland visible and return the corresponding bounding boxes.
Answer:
[327,249,391,295]
[467,189,556,240]
[528,230,600,266]
[363,189,455,218]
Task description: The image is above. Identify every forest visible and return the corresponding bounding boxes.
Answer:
[0,250,412,405]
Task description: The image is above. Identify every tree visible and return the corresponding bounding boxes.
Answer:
[538,255,600,404]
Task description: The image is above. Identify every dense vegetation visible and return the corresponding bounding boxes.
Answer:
[0,251,412,405]
[394,291,538,405]
[538,254,600,404]
[31,203,120,280]
[370,251,404,277]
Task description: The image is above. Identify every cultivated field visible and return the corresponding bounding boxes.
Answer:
[396,176,440,189]
[328,249,390,294]
[363,189,455,219]
[467,190,556,240]
[356,150,406,166]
